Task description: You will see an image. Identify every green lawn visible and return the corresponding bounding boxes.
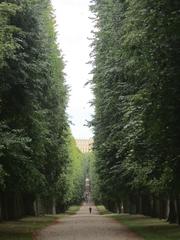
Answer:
[0,215,58,240]
[0,205,80,240]
[97,205,180,240]
[65,205,80,215]
[96,205,111,215]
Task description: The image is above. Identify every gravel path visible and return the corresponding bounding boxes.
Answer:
[37,205,143,240]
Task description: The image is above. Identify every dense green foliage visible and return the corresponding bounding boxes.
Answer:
[65,136,85,205]
[91,0,180,223]
[87,152,100,202]
[0,0,85,220]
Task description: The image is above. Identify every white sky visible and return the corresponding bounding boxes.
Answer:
[51,0,94,139]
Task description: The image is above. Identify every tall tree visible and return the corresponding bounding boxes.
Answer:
[91,0,180,221]
[0,0,69,219]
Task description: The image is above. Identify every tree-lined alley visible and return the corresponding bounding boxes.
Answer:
[1,0,180,237]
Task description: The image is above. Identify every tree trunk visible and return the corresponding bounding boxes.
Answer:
[176,195,180,224]
[166,198,170,219]
[14,192,24,219]
[142,194,151,216]
[52,197,56,215]
[129,195,137,214]
[2,193,8,220]
[123,197,130,213]
[121,201,124,214]
[137,194,142,214]
[159,198,165,219]
[34,195,41,216]
[24,193,35,216]
[151,196,160,218]
[115,202,120,214]
[0,194,2,221]
[168,195,177,223]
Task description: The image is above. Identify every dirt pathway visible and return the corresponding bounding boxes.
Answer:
[37,205,143,240]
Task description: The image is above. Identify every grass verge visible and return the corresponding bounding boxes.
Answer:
[65,205,80,215]
[0,215,58,240]
[96,205,111,215]
[0,205,80,240]
[97,205,180,240]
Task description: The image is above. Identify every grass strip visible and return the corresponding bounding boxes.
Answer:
[0,205,80,240]
[65,205,80,215]
[97,205,180,240]
[0,215,58,240]
[96,205,111,215]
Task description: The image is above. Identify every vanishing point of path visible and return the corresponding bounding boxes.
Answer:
[37,205,143,240]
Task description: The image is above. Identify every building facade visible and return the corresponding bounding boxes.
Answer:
[76,139,93,153]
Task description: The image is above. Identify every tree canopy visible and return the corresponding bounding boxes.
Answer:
[0,0,85,220]
[90,0,180,223]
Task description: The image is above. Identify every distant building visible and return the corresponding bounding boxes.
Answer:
[84,178,91,203]
[76,139,93,153]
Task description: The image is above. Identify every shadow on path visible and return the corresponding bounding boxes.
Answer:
[37,205,143,240]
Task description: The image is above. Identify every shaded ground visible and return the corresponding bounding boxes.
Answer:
[37,205,143,240]
[97,206,180,240]
[0,216,57,240]
[114,214,180,240]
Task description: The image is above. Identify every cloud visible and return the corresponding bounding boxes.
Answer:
[51,0,94,139]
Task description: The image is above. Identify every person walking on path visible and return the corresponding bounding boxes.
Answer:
[89,206,92,214]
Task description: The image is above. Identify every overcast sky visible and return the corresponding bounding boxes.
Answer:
[51,0,94,139]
